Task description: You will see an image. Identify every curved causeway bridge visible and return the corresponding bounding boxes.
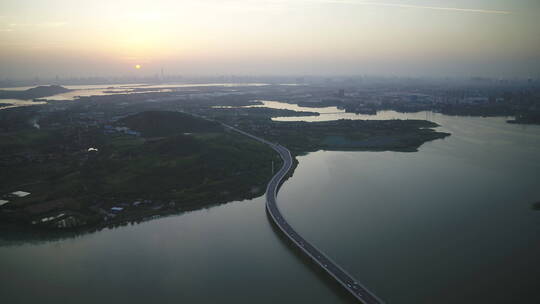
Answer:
[225,125,385,304]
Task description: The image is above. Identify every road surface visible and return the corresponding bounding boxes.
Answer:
[224,124,385,304]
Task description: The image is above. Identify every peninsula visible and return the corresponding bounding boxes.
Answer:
[0,89,450,234]
[0,109,278,231]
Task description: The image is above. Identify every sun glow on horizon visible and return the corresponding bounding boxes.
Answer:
[0,0,538,77]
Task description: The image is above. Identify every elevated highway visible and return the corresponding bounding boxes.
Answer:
[224,124,384,303]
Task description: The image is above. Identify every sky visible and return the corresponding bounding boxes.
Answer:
[0,0,539,78]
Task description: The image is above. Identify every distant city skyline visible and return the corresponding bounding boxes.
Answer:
[1,0,539,78]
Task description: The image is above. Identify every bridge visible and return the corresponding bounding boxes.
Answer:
[224,124,385,304]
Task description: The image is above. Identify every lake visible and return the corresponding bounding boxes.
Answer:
[0,83,271,110]
[1,102,539,303]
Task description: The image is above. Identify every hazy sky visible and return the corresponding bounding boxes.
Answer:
[1,0,539,78]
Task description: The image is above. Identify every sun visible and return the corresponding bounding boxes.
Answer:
[135,64,141,69]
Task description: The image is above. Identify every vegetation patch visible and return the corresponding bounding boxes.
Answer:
[0,110,279,232]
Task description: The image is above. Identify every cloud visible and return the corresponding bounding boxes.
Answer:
[322,1,512,15]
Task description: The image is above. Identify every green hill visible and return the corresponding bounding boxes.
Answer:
[119,111,222,137]
[0,85,70,100]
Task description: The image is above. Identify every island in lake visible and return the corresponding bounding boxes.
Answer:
[0,85,70,100]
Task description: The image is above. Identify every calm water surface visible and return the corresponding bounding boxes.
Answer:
[0,83,271,109]
[1,103,539,303]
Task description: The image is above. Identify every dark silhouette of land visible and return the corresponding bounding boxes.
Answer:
[0,85,70,100]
